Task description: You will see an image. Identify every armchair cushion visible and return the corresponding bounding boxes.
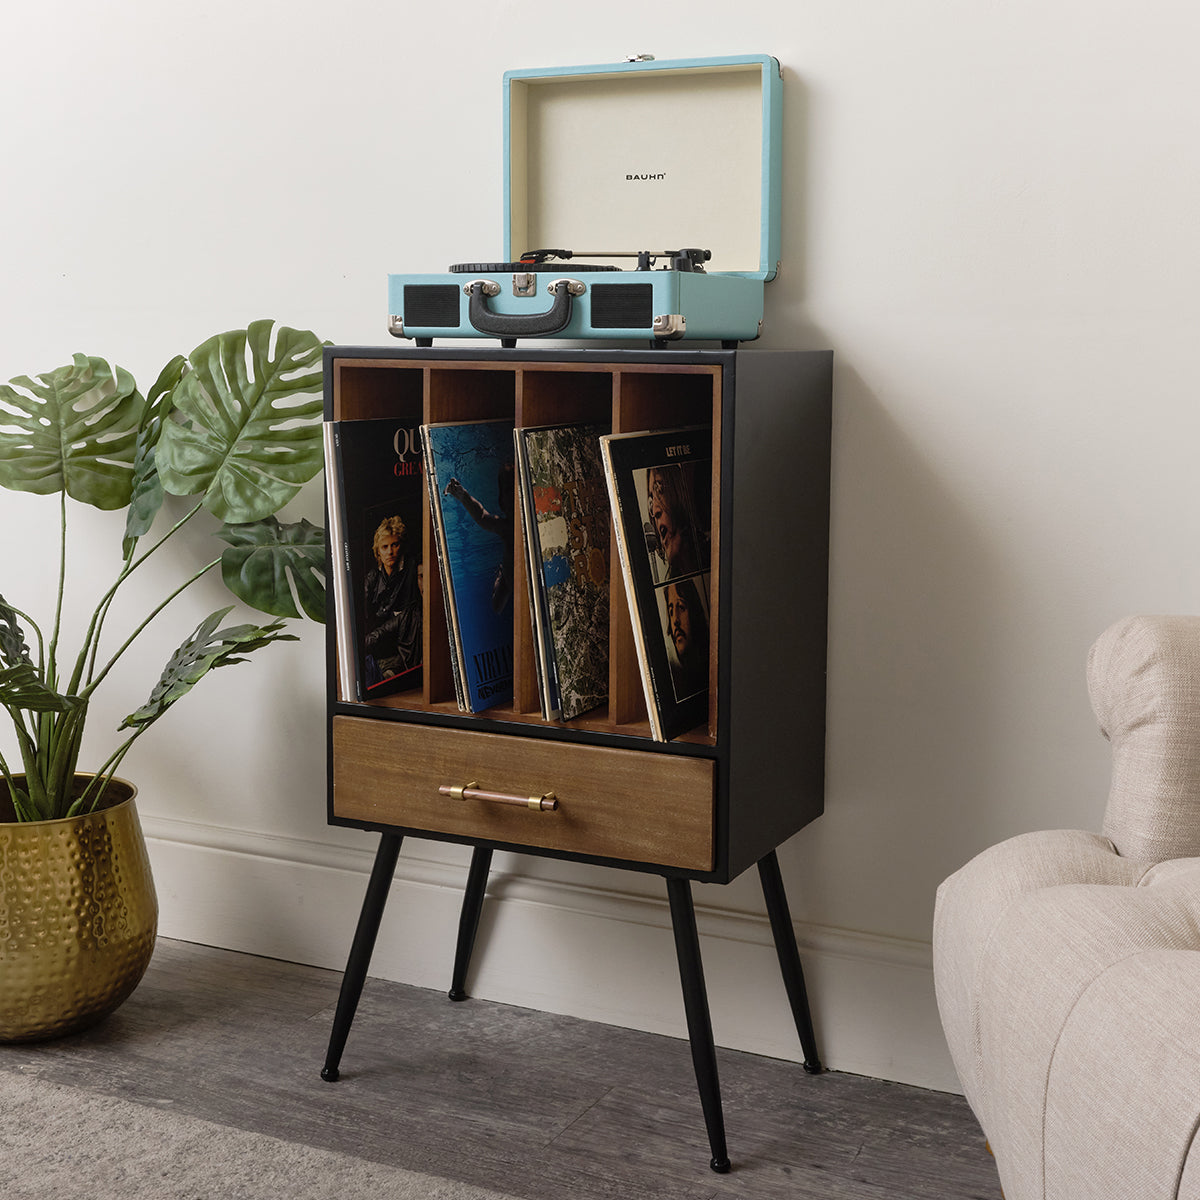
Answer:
[1090,614,1200,862]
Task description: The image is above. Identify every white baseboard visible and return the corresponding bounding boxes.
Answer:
[142,816,961,1094]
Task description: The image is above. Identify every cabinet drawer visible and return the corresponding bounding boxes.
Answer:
[332,717,715,871]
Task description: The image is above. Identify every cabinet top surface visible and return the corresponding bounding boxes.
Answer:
[324,346,825,366]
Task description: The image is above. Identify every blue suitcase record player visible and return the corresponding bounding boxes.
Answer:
[388,53,783,348]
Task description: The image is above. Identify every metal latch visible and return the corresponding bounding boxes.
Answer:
[652,313,686,339]
[464,279,501,298]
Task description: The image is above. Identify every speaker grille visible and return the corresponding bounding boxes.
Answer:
[590,284,653,329]
[404,285,460,329]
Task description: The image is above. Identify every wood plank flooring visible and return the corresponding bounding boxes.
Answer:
[0,940,1000,1199]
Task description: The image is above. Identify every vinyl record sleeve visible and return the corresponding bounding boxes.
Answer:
[323,423,356,702]
[518,422,611,721]
[600,427,712,741]
[514,428,561,721]
[328,418,425,701]
[423,419,517,713]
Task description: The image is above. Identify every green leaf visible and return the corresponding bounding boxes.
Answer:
[0,662,83,713]
[123,354,188,555]
[217,516,326,622]
[145,354,189,418]
[120,606,297,731]
[123,424,166,556]
[156,321,325,524]
[0,595,34,668]
[0,354,144,509]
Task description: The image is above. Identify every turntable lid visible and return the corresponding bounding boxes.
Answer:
[503,55,782,281]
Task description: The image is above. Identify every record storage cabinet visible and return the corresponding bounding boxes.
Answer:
[321,345,833,1172]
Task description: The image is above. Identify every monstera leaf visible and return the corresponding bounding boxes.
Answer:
[0,354,144,509]
[0,663,82,714]
[120,607,296,731]
[0,596,33,668]
[217,516,325,622]
[156,321,325,524]
[123,354,188,556]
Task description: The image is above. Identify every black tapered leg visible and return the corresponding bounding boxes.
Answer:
[666,876,731,1174]
[757,850,823,1073]
[321,833,404,1082]
[449,846,493,1001]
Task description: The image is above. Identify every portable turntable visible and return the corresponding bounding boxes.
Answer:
[388,54,783,347]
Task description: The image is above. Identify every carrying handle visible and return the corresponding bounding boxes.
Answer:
[466,278,581,338]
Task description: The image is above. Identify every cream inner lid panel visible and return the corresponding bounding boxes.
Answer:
[508,65,765,275]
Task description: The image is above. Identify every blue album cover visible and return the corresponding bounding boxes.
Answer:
[424,419,516,712]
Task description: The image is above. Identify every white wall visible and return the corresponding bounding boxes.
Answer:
[3,0,1198,1093]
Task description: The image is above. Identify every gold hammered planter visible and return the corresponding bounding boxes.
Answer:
[0,776,157,1043]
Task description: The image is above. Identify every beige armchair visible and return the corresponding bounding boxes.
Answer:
[934,615,1200,1200]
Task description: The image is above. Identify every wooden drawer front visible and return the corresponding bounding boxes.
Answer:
[332,717,715,871]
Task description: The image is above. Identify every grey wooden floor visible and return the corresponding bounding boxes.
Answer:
[0,939,999,1199]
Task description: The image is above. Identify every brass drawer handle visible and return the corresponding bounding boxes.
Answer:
[439,781,559,812]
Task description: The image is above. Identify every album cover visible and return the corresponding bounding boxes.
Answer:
[329,418,425,701]
[423,419,516,713]
[601,427,712,740]
[514,428,561,721]
[519,422,611,721]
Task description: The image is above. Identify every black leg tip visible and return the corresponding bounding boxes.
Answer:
[802,1059,824,1075]
[448,989,469,1002]
[320,1066,340,1083]
[710,1157,732,1174]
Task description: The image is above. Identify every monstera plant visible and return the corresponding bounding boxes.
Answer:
[0,320,327,822]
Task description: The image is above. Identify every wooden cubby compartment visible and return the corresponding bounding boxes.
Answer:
[328,354,721,744]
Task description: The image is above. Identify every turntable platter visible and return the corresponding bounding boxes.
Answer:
[449,260,621,274]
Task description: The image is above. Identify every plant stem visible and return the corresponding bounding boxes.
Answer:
[47,489,68,691]
[0,752,16,804]
[83,556,222,697]
[12,716,39,781]
[73,739,137,816]
[70,500,204,695]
